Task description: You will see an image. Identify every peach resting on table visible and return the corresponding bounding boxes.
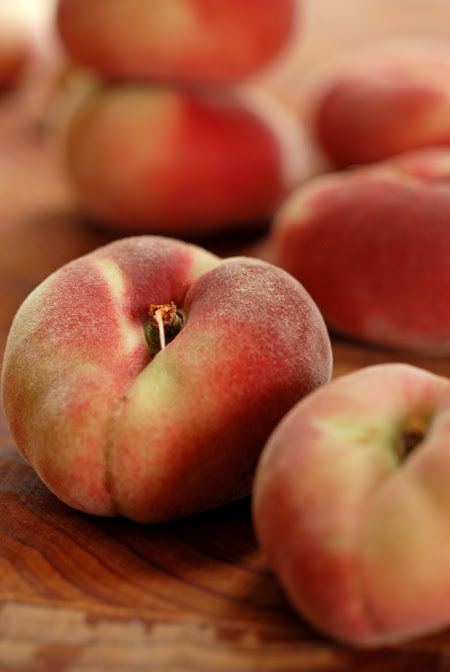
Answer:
[272,147,450,355]
[254,363,450,646]
[1,236,332,523]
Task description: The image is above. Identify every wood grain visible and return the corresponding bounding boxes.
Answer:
[2,3,450,669]
[2,421,449,672]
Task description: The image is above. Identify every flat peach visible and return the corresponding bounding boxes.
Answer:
[2,236,332,522]
[65,86,309,234]
[57,0,299,84]
[272,147,450,355]
[309,42,450,166]
[254,364,450,646]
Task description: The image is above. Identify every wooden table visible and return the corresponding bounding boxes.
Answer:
[2,4,450,668]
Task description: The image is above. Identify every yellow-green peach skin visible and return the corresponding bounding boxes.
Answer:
[1,236,332,522]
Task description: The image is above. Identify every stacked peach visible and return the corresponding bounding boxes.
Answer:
[57,0,306,234]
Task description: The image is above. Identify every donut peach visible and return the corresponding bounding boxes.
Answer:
[254,364,450,646]
[272,147,450,355]
[57,0,298,84]
[1,236,332,522]
[65,86,308,234]
[310,43,450,167]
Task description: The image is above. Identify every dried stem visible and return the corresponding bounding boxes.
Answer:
[144,302,185,357]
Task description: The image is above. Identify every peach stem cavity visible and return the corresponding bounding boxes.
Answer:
[144,302,186,357]
[396,414,428,462]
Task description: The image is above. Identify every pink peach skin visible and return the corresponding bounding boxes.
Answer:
[57,0,299,84]
[1,236,332,522]
[310,43,450,167]
[253,363,450,647]
[272,147,450,355]
[65,85,309,234]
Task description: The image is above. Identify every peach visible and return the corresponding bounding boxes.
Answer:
[253,363,450,646]
[310,43,450,167]
[65,85,309,234]
[272,147,450,355]
[1,236,332,522]
[57,0,299,84]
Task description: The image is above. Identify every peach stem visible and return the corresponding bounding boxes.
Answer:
[144,302,185,357]
[155,309,166,351]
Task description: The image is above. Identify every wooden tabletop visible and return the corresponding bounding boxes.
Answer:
[2,3,450,669]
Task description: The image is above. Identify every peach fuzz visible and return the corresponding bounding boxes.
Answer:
[65,85,309,234]
[309,43,450,167]
[272,148,450,355]
[57,0,299,84]
[253,363,450,646]
[1,236,332,522]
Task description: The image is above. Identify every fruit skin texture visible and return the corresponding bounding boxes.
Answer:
[311,44,450,167]
[1,236,332,522]
[272,148,450,355]
[66,86,305,234]
[253,363,450,647]
[57,0,298,84]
